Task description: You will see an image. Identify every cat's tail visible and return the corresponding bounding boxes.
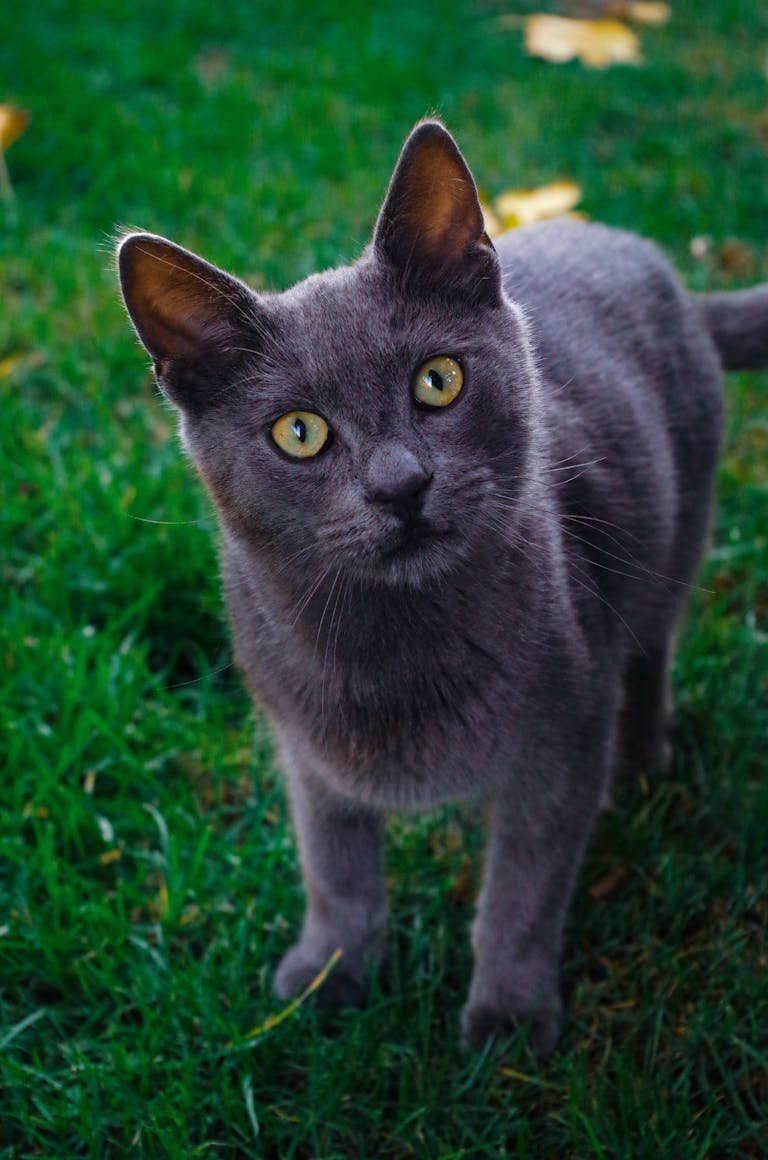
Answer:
[697,285,768,371]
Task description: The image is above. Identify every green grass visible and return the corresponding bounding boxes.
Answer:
[2,0,767,1154]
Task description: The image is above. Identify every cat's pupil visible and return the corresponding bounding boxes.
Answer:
[292,417,307,443]
[427,369,444,392]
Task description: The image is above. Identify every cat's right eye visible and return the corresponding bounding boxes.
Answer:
[271,411,330,459]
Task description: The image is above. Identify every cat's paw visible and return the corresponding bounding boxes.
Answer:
[460,996,564,1057]
[274,943,368,1011]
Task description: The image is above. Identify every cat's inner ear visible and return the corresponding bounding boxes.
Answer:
[374,120,499,298]
[118,232,260,377]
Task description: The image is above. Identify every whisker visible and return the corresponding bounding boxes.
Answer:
[541,456,606,474]
[313,568,341,664]
[569,568,646,656]
[290,564,334,627]
[165,659,235,690]
[126,513,206,527]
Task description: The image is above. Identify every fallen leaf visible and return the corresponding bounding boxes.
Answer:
[689,235,710,261]
[524,15,641,68]
[718,239,756,278]
[0,105,29,151]
[0,105,30,203]
[179,903,201,927]
[623,1,670,25]
[494,180,583,229]
[0,351,44,383]
[588,863,627,900]
[0,353,26,379]
[479,196,503,239]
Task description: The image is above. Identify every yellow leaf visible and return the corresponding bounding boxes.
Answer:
[0,105,29,151]
[625,1,670,26]
[479,196,503,239]
[0,353,25,379]
[179,903,200,927]
[588,863,627,900]
[524,15,641,69]
[99,849,122,865]
[0,350,44,380]
[494,180,583,229]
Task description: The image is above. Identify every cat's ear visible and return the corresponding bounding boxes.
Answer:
[117,232,267,411]
[373,120,501,304]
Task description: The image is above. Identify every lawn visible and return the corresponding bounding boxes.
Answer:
[1,0,767,1155]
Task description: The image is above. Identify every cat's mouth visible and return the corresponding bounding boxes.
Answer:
[319,513,464,586]
[382,516,446,557]
[365,517,461,584]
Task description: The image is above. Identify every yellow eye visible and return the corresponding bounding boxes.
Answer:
[271,411,330,458]
[413,356,464,408]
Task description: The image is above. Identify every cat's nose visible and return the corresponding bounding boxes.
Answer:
[365,442,432,521]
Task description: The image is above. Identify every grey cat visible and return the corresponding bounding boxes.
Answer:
[117,120,768,1053]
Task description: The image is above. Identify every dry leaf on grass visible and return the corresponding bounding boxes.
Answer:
[0,104,30,202]
[479,196,503,239]
[494,180,583,230]
[0,351,44,380]
[524,15,641,68]
[588,863,628,900]
[0,105,29,151]
[621,1,671,25]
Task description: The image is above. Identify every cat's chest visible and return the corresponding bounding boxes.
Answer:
[233,577,579,808]
[279,645,514,807]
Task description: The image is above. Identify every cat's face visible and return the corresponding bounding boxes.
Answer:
[118,121,537,589]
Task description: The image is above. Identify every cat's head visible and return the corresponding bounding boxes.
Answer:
[118,121,539,589]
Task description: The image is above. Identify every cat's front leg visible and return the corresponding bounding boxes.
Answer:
[274,753,387,1010]
[461,750,610,1055]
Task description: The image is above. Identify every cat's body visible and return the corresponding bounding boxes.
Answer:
[118,122,768,1052]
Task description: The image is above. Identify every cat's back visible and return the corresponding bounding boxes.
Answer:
[494,218,722,437]
[495,219,724,606]
[494,218,679,320]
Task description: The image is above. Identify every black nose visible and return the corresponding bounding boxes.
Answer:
[365,443,432,521]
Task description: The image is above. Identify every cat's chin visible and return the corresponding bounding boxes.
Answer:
[353,531,464,589]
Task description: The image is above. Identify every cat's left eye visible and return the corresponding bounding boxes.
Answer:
[271,411,330,459]
[413,356,464,408]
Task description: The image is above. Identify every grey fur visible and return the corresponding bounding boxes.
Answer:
[117,120,768,1054]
